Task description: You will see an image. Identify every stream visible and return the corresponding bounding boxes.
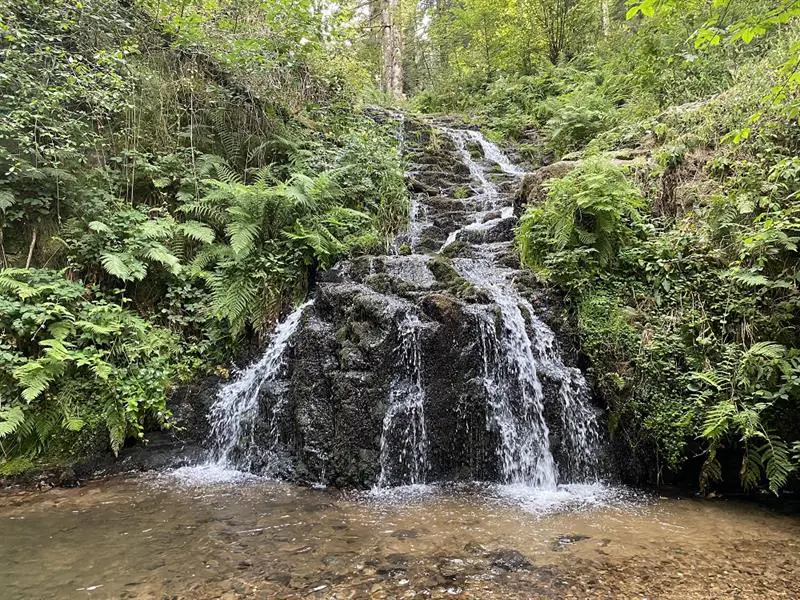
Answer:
[2,476,799,599]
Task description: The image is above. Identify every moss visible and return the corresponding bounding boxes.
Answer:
[427,256,490,303]
[0,456,36,477]
[440,239,473,259]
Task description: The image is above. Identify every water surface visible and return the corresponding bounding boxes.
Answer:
[2,474,798,599]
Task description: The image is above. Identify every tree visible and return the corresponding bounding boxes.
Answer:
[522,0,596,64]
[381,0,404,97]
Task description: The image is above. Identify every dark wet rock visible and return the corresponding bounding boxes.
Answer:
[264,573,291,586]
[391,529,419,539]
[437,557,475,579]
[58,467,78,488]
[464,541,488,555]
[376,555,408,576]
[408,176,439,194]
[440,240,474,259]
[248,116,599,488]
[514,160,580,216]
[490,549,533,571]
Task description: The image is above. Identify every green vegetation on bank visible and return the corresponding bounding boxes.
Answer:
[0,0,406,471]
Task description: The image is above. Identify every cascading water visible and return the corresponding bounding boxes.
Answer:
[440,130,518,251]
[206,300,312,471]
[458,259,558,488]
[376,313,429,487]
[463,129,524,176]
[446,128,497,204]
[440,126,602,488]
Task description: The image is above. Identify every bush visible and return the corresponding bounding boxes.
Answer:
[0,269,180,459]
[517,157,645,280]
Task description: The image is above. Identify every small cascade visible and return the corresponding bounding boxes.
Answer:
[458,260,557,487]
[377,313,429,487]
[192,117,608,495]
[445,128,497,203]
[206,301,312,471]
[464,129,524,176]
[440,129,522,251]
[408,194,430,252]
[445,126,602,488]
[523,310,602,480]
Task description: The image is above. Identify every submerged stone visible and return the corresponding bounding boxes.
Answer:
[489,549,533,571]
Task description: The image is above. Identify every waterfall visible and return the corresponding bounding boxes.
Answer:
[206,300,312,471]
[444,127,601,488]
[446,128,498,205]
[190,120,606,494]
[464,129,524,176]
[458,259,557,487]
[376,313,428,487]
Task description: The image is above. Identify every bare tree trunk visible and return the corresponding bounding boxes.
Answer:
[25,227,37,269]
[381,0,404,98]
[601,0,610,36]
[0,226,7,268]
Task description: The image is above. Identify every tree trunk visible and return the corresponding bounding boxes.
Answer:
[25,227,37,269]
[381,0,404,98]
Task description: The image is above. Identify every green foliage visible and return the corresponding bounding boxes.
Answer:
[691,342,800,494]
[0,269,179,459]
[64,208,183,283]
[518,158,644,277]
[0,0,407,470]
[184,168,378,333]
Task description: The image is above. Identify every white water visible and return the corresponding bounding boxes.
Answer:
[191,123,606,510]
[446,128,497,204]
[377,313,429,487]
[205,300,313,472]
[463,129,524,176]
[440,129,523,251]
[439,126,602,490]
[460,260,557,488]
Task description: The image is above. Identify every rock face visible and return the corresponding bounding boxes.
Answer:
[213,115,610,488]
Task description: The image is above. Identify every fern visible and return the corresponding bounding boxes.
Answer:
[0,406,25,438]
[100,252,135,281]
[760,439,794,494]
[179,220,216,244]
[226,220,261,257]
[740,446,762,491]
[745,341,786,360]
[144,244,182,275]
[0,268,40,299]
[518,158,643,272]
[701,400,736,441]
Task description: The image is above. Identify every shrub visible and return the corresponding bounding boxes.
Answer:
[517,158,645,280]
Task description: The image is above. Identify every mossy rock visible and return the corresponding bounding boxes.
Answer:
[427,256,490,303]
[440,239,474,259]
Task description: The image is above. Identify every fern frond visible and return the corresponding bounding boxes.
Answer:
[701,400,736,441]
[144,244,182,275]
[0,406,25,438]
[100,252,134,281]
[226,221,260,257]
[740,447,762,491]
[760,439,794,495]
[745,341,786,360]
[179,220,216,244]
[0,269,40,299]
